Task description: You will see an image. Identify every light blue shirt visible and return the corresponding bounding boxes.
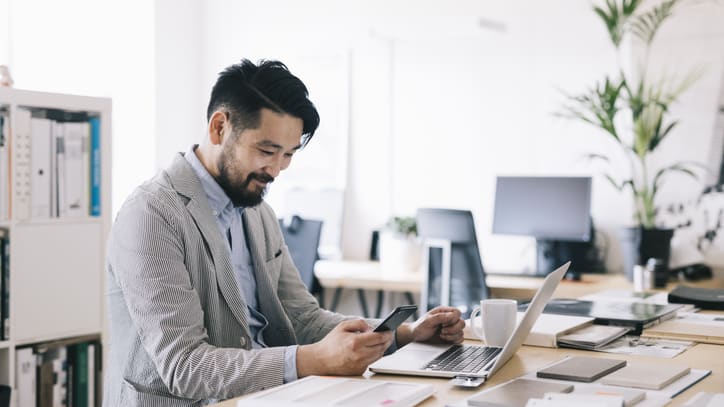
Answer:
[185,145,298,383]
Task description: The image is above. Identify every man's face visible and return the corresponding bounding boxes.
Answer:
[216,108,303,207]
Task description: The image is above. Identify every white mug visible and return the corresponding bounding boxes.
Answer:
[470,299,517,347]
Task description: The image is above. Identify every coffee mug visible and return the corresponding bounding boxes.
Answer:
[470,299,517,347]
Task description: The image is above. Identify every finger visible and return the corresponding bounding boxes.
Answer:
[440,319,465,336]
[339,319,372,333]
[357,330,393,347]
[423,311,462,328]
[428,306,461,318]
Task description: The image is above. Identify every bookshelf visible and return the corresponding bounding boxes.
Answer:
[0,87,111,406]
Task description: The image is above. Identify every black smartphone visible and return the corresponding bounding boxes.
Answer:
[373,305,418,332]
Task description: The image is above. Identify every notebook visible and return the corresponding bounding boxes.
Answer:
[369,262,569,383]
[599,362,691,390]
[557,325,629,350]
[536,356,626,383]
[466,378,574,407]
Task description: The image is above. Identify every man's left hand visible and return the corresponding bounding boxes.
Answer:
[396,306,464,346]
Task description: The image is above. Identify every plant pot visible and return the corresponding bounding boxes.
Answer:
[619,227,674,281]
[378,231,422,275]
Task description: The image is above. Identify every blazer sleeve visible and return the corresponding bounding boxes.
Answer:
[108,190,286,400]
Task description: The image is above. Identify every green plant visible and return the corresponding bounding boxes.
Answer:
[559,0,703,228]
[385,216,417,236]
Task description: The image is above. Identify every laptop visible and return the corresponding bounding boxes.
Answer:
[369,261,570,383]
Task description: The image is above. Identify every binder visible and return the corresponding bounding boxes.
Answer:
[12,108,32,220]
[62,122,87,218]
[30,117,53,218]
[15,348,37,407]
[0,114,9,220]
[89,117,101,216]
[54,122,66,218]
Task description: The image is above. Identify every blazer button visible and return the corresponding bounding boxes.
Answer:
[240,337,247,347]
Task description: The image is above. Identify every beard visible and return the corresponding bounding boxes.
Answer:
[216,151,274,208]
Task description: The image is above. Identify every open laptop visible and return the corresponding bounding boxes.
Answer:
[369,262,570,383]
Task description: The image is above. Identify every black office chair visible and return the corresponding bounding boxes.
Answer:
[416,208,489,318]
[279,215,324,304]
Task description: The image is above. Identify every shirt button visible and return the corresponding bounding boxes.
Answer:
[240,337,247,347]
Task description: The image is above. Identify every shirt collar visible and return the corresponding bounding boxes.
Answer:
[184,144,238,223]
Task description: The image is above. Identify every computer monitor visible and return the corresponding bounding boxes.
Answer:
[492,176,599,277]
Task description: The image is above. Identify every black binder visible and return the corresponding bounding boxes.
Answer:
[668,285,724,310]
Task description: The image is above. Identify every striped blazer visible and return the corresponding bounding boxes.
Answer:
[104,153,346,406]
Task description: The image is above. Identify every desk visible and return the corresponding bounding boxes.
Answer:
[213,338,724,407]
[314,260,665,302]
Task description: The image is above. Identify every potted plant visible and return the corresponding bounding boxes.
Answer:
[558,0,704,278]
[378,216,423,275]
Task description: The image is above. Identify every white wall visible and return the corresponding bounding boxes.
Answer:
[2,0,157,217]
[154,0,724,273]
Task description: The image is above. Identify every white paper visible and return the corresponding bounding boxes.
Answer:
[593,335,693,358]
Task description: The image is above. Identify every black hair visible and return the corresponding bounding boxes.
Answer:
[206,59,320,146]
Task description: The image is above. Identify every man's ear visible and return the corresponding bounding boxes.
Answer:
[208,111,228,145]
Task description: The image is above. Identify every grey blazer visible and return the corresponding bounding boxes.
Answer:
[104,153,346,406]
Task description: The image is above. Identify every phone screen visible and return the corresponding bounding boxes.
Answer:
[373,305,418,332]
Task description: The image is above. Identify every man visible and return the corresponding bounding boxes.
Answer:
[105,59,464,406]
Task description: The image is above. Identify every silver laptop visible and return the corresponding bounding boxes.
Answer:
[369,262,570,382]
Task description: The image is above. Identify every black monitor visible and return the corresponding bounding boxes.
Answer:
[492,176,601,277]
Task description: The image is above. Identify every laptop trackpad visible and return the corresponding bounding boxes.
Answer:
[371,343,449,370]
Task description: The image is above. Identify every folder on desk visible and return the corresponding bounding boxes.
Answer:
[641,314,724,345]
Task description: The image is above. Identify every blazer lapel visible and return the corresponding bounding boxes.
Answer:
[165,153,250,333]
[243,207,296,346]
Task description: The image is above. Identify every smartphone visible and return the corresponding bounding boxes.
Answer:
[373,305,418,332]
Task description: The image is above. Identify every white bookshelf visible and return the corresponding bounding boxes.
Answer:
[0,87,111,405]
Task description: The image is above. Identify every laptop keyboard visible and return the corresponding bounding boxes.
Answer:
[423,344,502,373]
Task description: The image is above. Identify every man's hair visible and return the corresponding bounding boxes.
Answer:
[207,59,320,146]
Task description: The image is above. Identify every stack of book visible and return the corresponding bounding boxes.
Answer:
[15,336,100,407]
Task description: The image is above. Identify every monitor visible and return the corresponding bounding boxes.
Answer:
[492,176,598,277]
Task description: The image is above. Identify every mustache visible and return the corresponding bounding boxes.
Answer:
[247,172,274,184]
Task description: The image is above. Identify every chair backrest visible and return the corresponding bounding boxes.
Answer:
[416,208,488,317]
[279,215,324,291]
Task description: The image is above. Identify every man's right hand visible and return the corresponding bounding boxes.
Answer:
[297,319,394,377]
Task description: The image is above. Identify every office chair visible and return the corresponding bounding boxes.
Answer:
[279,215,324,304]
[416,208,489,318]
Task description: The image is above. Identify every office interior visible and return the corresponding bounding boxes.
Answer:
[2,0,724,314]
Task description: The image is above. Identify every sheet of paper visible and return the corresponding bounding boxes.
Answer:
[593,335,693,358]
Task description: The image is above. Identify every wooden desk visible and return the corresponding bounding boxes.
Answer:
[211,268,724,406]
[314,260,667,300]
[213,338,724,407]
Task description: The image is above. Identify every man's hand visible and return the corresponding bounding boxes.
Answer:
[396,306,464,347]
[297,319,394,377]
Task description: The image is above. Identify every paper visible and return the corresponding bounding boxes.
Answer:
[236,376,434,407]
[593,335,693,358]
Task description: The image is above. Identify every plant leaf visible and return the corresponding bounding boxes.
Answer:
[594,0,643,47]
[652,162,701,198]
[629,0,678,45]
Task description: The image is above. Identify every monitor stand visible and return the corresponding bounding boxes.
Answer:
[535,239,581,280]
